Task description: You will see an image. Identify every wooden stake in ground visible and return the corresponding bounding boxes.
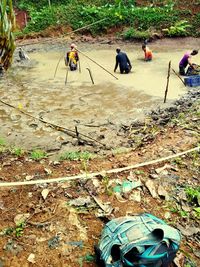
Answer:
[65,68,69,85]
[78,59,81,73]
[172,68,186,86]
[86,67,94,84]
[164,61,171,103]
[54,54,65,78]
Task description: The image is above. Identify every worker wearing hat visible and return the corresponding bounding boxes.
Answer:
[65,43,79,71]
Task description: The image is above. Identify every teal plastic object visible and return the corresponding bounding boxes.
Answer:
[96,213,181,267]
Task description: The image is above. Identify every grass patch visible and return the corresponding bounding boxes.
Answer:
[30,149,47,160]
[60,151,93,161]
[10,147,24,157]
[185,186,200,206]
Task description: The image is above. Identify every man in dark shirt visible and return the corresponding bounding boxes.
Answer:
[114,47,132,74]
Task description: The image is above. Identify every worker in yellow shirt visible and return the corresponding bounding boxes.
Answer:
[65,43,79,71]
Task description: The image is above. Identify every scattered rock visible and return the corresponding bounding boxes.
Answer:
[53,161,60,166]
[44,168,52,175]
[129,190,141,202]
[41,189,50,200]
[177,191,187,201]
[69,196,92,207]
[145,180,158,198]
[157,185,170,200]
[2,161,11,167]
[177,224,200,237]
[155,164,171,174]
[27,253,36,264]
[25,175,34,181]
[149,174,159,179]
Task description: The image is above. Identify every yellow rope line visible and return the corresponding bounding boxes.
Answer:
[0,146,199,187]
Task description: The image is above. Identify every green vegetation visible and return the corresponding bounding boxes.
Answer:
[185,186,200,205]
[14,0,200,38]
[3,222,25,237]
[10,147,24,157]
[30,149,47,160]
[162,20,192,37]
[122,28,151,40]
[60,151,93,161]
[0,0,16,70]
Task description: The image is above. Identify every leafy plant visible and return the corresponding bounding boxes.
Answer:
[185,186,200,206]
[162,20,192,37]
[102,175,113,196]
[3,222,25,237]
[15,222,25,237]
[123,27,151,40]
[60,151,92,161]
[193,207,200,219]
[10,147,24,157]
[30,149,47,160]
[0,0,16,70]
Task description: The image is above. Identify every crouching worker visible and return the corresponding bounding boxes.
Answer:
[142,44,152,61]
[65,43,79,71]
[114,47,132,74]
[179,49,198,75]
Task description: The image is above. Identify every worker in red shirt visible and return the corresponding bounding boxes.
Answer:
[142,44,153,61]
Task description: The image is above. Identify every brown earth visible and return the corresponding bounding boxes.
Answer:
[0,99,199,266]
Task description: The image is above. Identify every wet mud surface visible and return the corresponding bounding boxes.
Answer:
[0,38,200,152]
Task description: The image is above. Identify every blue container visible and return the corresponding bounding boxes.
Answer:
[184,75,200,87]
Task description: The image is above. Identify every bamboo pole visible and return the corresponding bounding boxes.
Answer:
[65,68,69,85]
[164,61,171,103]
[0,146,198,187]
[54,54,65,78]
[77,48,118,80]
[172,68,186,86]
[78,58,81,73]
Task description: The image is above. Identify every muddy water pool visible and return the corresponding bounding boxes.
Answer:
[0,40,199,150]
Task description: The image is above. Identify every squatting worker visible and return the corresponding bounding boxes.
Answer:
[142,44,152,61]
[179,49,198,75]
[114,47,132,74]
[65,43,79,71]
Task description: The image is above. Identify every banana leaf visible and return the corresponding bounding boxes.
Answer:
[0,0,16,70]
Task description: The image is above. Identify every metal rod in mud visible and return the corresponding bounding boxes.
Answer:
[76,48,118,80]
[172,68,186,86]
[54,54,64,78]
[86,67,94,84]
[65,68,69,85]
[164,60,171,103]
